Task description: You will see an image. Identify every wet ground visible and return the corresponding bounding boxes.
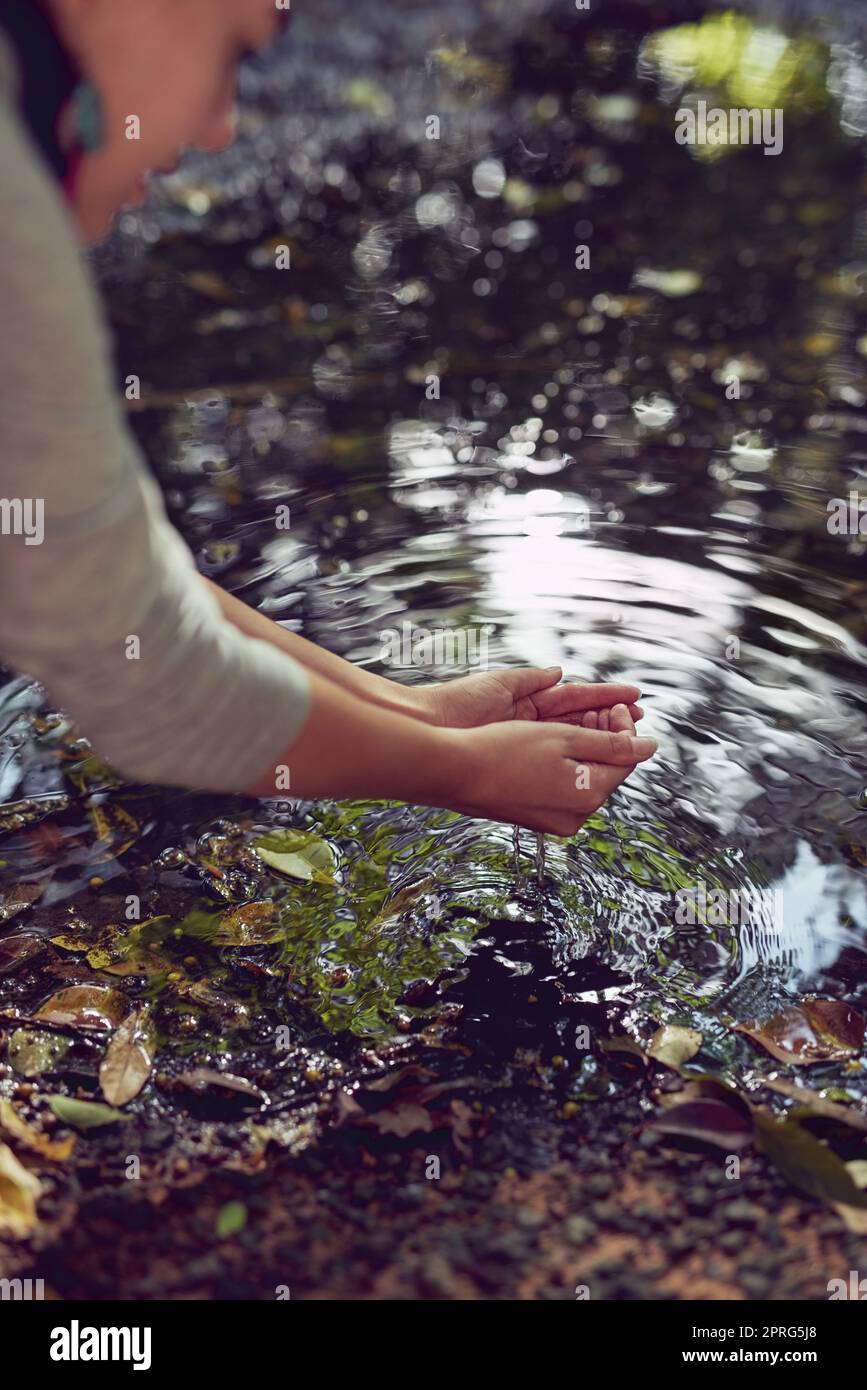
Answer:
[1,0,867,1299]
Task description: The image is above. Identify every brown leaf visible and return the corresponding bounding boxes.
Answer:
[213,901,284,946]
[598,1036,649,1074]
[0,934,44,975]
[33,985,129,1031]
[648,1099,754,1152]
[659,1074,752,1115]
[174,980,250,1026]
[167,1068,267,1113]
[0,1099,75,1162]
[0,881,43,923]
[735,999,866,1066]
[99,1008,154,1107]
[762,1077,867,1133]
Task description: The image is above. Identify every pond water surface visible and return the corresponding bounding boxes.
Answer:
[1,0,866,1137]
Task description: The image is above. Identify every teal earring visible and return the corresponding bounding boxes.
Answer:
[68,81,104,154]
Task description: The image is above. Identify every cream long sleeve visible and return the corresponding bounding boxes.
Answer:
[0,69,311,792]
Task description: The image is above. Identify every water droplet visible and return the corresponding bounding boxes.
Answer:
[632,393,678,429]
[730,430,776,471]
[158,847,187,869]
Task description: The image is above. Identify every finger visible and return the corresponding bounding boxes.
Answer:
[579,706,641,800]
[598,709,609,732]
[494,666,562,700]
[544,701,643,727]
[609,702,635,736]
[566,726,658,766]
[532,681,641,719]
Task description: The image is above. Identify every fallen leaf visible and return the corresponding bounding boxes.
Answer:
[598,1036,649,1074]
[836,1162,867,1234]
[64,753,122,796]
[87,802,140,861]
[754,1112,867,1208]
[735,1000,866,1066]
[0,1141,41,1237]
[648,1024,703,1070]
[99,1008,154,1107]
[34,985,129,1031]
[213,901,284,946]
[648,1099,754,1152]
[762,1077,867,1133]
[0,881,43,923]
[45,1096,130,1130]
[7,1029,72,1078]
[0,934,44,974]
[659,1074,752,1116]
[253,829,337,883]
[50,934,96,954]
[167,1068,267,1114]
[0,1100,74,1161]
[215,1200,247,1237]
[174,980,250,1026]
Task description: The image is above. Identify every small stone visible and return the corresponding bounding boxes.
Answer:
[727,1199,762,1225]
[566,1216,595,1245]
[517,1207,545,1230]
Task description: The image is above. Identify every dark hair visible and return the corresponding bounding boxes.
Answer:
[0,0,82,184]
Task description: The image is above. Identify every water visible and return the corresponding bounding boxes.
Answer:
[2,0,867,1118]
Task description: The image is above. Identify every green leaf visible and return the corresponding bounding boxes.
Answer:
[174,907,225,942]
[8,1029,71,1078]
[215,1200,247,1238]
[45,1096,131,1130]
[754,1113,867,1209]
[253,830,337,884]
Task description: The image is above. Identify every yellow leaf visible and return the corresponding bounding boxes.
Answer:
[0,1100,75,1162]
[0,1141,41,1238]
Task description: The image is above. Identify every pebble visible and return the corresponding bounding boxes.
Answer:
[566,1216,596,1245]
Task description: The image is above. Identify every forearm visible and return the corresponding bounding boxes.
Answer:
[205,578,427,721]
[246,664,462,802]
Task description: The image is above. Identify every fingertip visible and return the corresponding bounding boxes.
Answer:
[609,702,635,736]
[631,735,658,760]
